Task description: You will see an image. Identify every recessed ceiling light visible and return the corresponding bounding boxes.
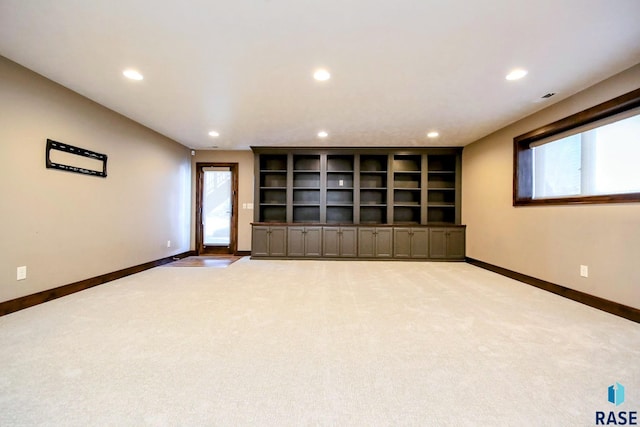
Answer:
[506,69,528,81]
[317,131,329,138]
[313,69,331,81]
[427,131,439,138]
[208,131,220,137]
[123,69,143,80]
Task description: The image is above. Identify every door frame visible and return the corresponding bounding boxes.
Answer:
[195,162,239,255]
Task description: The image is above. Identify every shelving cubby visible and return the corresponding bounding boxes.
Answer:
[292,154,321,222]
[427,155,457,224]
[326,155,355,223]
[359,155,388,224]
[258,154,288,222]
[392,155,422,224]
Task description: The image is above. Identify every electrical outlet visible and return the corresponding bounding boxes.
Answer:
[339,179,344,187]
[167,240,171,248]
[17,266,27,281]
[580,265,589,278]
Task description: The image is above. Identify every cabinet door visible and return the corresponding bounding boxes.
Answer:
[287,227,305,257]
[323,227,340,257]
[358,228,376,257]
[410,228,429,258]
[446,228,465,259]
[429,228,447,259]
[305,227,323,257]
[269,226,287,257]
[252,226,269,257]
[340,227,358,257]
[393,228,412,258]
[375,228,393,258]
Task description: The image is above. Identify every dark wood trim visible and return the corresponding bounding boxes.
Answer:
[195,163,239,255]
[466,257,639,323]
[251,146,463,155]
[513,87,640,206]
[251,222,466,228]
[236,250,251,256]
[0,251,195,317]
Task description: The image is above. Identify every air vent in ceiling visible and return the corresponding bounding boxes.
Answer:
[541,92,556,99]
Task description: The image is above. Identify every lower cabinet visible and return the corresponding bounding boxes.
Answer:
[429,227,465,259]
[287,226,322,257]
[251,224,464,260]
[323,227,357,257]
[252,225,287,257]
[358,227,393,258]
[393,228,429,258]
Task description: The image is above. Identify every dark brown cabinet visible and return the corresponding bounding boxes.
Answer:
[393,228,429,258]
[429,227,465,259]
[358,227,393,258]
[252,225,287,257]
[323,227,357,257]
[252,147,464,260]
[287,226,322,257]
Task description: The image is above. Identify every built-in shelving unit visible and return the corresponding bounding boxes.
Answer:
[252,147,463,260]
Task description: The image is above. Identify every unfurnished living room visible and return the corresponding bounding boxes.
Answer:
[1,1,639,426]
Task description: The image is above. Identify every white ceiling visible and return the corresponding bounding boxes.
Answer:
[1,1,639,150]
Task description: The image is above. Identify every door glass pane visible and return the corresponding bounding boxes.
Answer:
[203,169,231,246]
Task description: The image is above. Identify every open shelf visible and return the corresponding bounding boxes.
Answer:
[327,206,354,224]
[293,206,320,223]
[393,155,421,172]
[327,155,354,172]
[428,189,455,205]
[360,206,387,224]
[260,206,286,222]
[293,189,320,204]
[360,155,388,172]
[327,172,354,188]
[394,206,420,223]
[260,154,288,171]
[427,207,456,224]
[327,189,353,204]
[428,155,456,172]
[260,188,287,204]
[293,154,320,171]
[293,172,320,188]
[260,173,287,188]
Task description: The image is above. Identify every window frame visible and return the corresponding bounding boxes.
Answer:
[513,88,640,206]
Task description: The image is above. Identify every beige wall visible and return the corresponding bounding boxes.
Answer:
[0,56,192,303]
[462,63,640,309]
[191,150,254,252]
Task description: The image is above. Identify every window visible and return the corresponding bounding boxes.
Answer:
[514,88,640,206]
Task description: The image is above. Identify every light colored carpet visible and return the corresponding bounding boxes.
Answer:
[0,259,638,426]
